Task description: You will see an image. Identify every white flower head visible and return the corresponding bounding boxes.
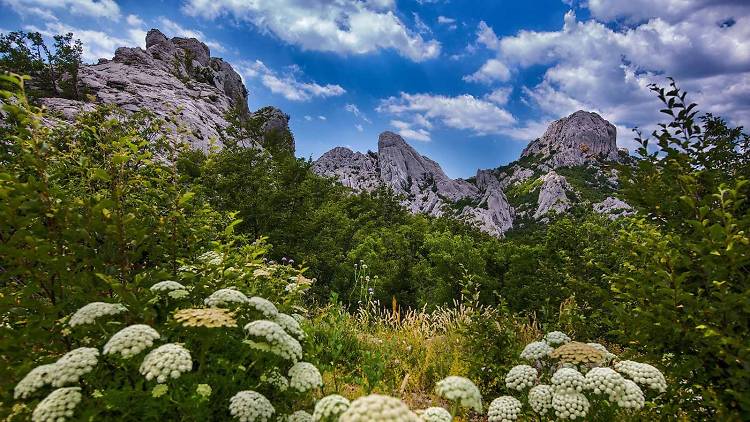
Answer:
[68,302,127,327]
[204,288,249,307]
[198,250,223,265]
[31,387,82,422]
[244,320,302,362]
[528,384,553,415]
[551,367,585,394]
[14,363,56,399]
[340,394,420,422]
[615,360,667,393]
[584,367,626,399]
[487,396,522,422]
[287,410,313,422]
[520,341,553,360]
[139,343,192,383]
[435,376,482,412]
[229,390,275,422]
[544,331,571,346]
[312,394,350,421]
[288,362,323,392]
[552,392,590,420]
[104,324,160,359]
[262,369,289,392]
[248,296,279,318]
[50,347,99,387]
[418,407,452,422]
[617,379,645,409]
[274,312,305,340]
[586,342,617,362]
[150,280,186,292]
[168,289,189,299]
[505,364,537,391]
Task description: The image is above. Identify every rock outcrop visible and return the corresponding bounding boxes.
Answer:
[534,171,571,219]
[38,29,292,152]
[522,110,619,168]
[315,110,632,236]
[313,132,515,235]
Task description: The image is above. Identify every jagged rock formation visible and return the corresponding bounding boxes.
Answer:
[315,110,632,236]
[314,132,514,236]
[593,196,633,219]
[37,29,291,152]
[534,171,571,219]
[522,110,620,168]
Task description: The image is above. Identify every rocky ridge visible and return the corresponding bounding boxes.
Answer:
[314,110,630,236]
[39,29,291,152]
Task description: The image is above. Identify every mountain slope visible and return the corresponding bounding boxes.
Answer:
[37,29,292,152]
[314,111,632,236]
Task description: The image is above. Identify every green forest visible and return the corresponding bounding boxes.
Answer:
[1,30,749,422]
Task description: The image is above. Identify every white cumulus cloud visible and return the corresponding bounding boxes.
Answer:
[239,60,346,102]
[377,92,517,136]
[2,0,121,21]
[181,0,440,62]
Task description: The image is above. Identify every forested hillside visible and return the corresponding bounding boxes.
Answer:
[1,30,749,422]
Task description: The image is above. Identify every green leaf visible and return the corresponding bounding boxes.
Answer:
[178,192,195,206]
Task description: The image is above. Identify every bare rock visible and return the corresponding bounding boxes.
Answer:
[42,28,257,151]
[593,196,633,219]
[534,171,572,219]
[522,110,619,168]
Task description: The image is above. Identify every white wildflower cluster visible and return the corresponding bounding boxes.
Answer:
[103,325,160,359]
[505,364,537,391]
[288,362,323,392]
[312,394,350,422]
[14,364,56,399]
[262,369,289,392]
[229,390,275,422]
[139,343,192,383]
[285,410,313,422]
[586,343,617,362]
[68,302,127,327]
[552,392,590,420]
[615,360,667,392]
[244,320,302,362]
[618,379,646,409]
[528,384,553,414]
[520,341,553,360]
[150,280,186,293]
[204,288,249,307]
[417,407,452,422]
[584,367,625,399]
[487,396,522,422]
[198,250,223,265]
[274,312,305,340]
[551,368,585,394]
[248,296,279,317]
[544,331,571,346]
[168,289,189,299]
[435,376,483,412]
[50,347,99,387]
[31,387,82,422]
[340,394,419,422]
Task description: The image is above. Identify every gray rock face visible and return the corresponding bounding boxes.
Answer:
[312,147,380,192]
[313,131,515,236]
[593,196,633,219]
[42,29,257,151]
[534,171,571,219]
[522,110,618,168]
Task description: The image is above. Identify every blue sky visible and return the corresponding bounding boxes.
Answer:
[2,0,749,178]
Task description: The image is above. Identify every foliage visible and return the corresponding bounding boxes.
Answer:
[496,332,666,421]
[0,31,83,99]
[613,79,750,419]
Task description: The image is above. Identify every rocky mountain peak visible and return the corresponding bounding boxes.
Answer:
[522,110,619,167]
[39,28,292,151]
